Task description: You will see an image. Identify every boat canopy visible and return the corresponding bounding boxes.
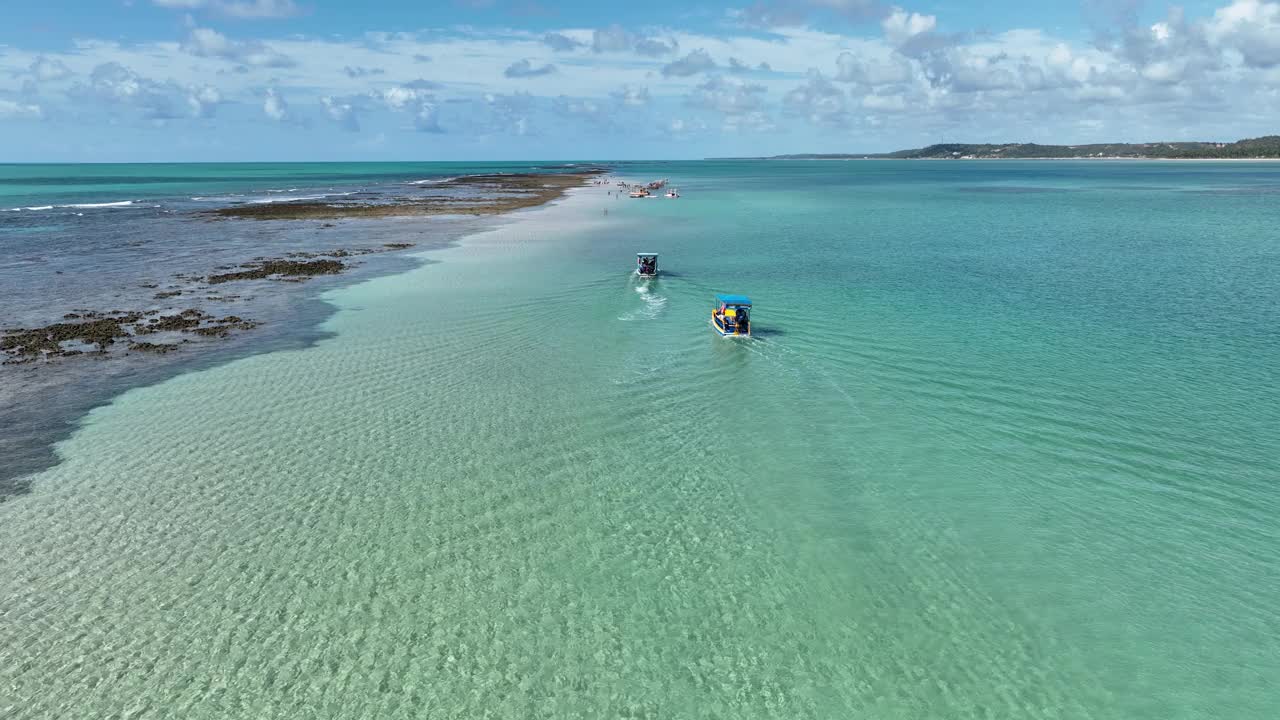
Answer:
[636,252,658,257]
[716,294,752,306]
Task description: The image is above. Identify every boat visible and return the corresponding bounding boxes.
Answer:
[629,188,650,198]
[636,253,658,278]
[711,294,752,337]
[665,188,680,198]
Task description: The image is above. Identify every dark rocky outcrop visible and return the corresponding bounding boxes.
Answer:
[205,171,602,220]
[207,259,345,285]
[1,316,139,358]
[3,310,260,363]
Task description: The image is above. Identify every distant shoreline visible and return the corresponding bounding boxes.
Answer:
[708,156,1280,162]
[712,135,1280,162]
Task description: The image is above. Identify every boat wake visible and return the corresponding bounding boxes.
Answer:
[618,284,667,321]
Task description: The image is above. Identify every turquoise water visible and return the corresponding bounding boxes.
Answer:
[2,161,1278,718]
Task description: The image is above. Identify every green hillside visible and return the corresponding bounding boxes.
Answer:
[746,136,1280,160]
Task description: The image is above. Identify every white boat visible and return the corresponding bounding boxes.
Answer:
[666,188,680,198]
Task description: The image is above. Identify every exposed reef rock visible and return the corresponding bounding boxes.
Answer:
[205,171,601,220]
[1,316,141,358]
[128,341,182,354]
[207,259,345,285]
[3,310,258,363]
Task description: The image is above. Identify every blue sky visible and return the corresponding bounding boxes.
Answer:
[0,0,1277,161]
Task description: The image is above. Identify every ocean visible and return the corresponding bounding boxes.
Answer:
[1,160,1278,718]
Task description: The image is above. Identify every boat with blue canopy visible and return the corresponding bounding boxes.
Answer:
[711,294,751,336]
[636,253,658,277]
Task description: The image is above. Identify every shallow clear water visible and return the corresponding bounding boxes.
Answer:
[0,161,575,493]
[2,161,1278,718]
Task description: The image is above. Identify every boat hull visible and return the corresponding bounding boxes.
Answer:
[711,312,750,337]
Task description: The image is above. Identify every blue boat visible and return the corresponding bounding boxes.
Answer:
[711,294,752,336]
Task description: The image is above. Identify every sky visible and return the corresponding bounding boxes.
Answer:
[0,0,1278,161]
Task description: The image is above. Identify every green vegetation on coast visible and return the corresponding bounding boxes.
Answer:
[728,135,1280,160]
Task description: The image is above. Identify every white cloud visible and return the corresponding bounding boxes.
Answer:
[263,87,289,120]
[542,32,584,52]
[216,0,300,18]
[666,117,707,135]
[320,95,360,131]
[554,89,647,131]
[835,50,913,84]
[723,110,778,133]
[72,62,185,119]
[728,56,770,74]
[378,86,445,133]
[380,86,425,110]
[613,84,651,106]
[187,85,221,117]
[29,57,72,82]
[663,49,717,77]
[0,99,43,119]
[152,0,300,19]
[591,25,678,56]
[591,25,633,53]
[738,0,884,28]
[504,59,557,78]
[182,27,294,67]
[882,7,938,45]
[688,75,768,115]
[554,96,607,120]
[783,71,848,125]
[861,91,908,111]
[413,103,444,133]
[1207,0,1280,68]
[635,37,679,56]
[484,92,536,135]
[343,66,385,79]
